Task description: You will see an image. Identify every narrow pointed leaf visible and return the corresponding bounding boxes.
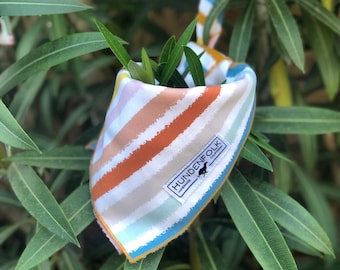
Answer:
[128,60,153,84]
[0,100,39,151]
[294,0,340,35]
[15,184,94,270]
[183,46,205,86]
[299,134,318,172]
[8,164,79,246]
[96,20,131,69]
[254,106,340,134]
[5,146,92,170]
[220,228,247,269]
[291,164,337,251]
[250,179,334,256]
[10,71,47,122]
[240,139,273,171]
[229,0,255,61]
[0,218,31,245]
[248,135,293,164]
[160,18,196,84]
[16,16,48,59]
[264,0,304,71]
[60,248,86,270]
[282,232,324,258]
[0,190,22,208]
[141,48,154,84]
[124,248,164,270]
[100,254,125,270]
[283,231,323,257]
[159,36,176,63]
[0,32,109,98]
[221,170,297,270]
[195,226,226,270]
[303,12,340,100]
[0,0,91,16]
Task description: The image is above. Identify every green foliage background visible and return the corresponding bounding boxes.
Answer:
[0,0,340,269]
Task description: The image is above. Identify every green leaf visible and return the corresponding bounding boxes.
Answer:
[60,248,86,270]
[183,46,205,86]
[272,156,293,193]
[220,228,247,269]
[229,0,255,61]
[141,48,154,84]
[250,179,334,257]
[264,0,305,71]
[303,11,340,100]
[56,103,91,142]
[49,14,68,41]
[294,0,340,35]
[165,69,189,88]
[283,230,323,257]
[248,134,293,164]
[8,164,79,246]
[99,254,125,270]
[128,60,154,85]
[254,106,340,134]
[203,0,231,45]
[290,164,338,251]
[240,139,273,171]
[159,36,176,63]
[5,146,92,170]
[0,32,109,98]
[0,190,22,208]
[16,16,48,59]
[0,100,40,151]
[123,248,164,270]
[0,0,91,16]
[15,184,94,270]
[299,134,318,172]
[160,18,196,85]
[96,20,131,69]
[9,71,47,122]
[221,170,297,270]
[0,218,31,245]
[194,225,226,270]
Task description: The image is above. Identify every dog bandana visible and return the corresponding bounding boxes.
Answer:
[90,0,256,262]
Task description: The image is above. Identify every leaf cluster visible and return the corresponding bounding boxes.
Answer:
[96,18,206,87]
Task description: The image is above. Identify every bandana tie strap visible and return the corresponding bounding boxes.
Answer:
[0,17,15,46]
[196,0,224,47]
[90,0,257,262]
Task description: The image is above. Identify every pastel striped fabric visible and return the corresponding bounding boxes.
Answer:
[90,0,256,262]
[197,0,223,47]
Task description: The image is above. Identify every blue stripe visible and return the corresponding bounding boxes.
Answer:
[226,64,247,79]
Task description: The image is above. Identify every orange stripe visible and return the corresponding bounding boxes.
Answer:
[92,85,221,201]
[197,12,206,25]
[92,87,189,173]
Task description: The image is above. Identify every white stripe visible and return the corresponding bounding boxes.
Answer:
[199,1,213,16]
[91,86,205,189]
[109,191,169,234]
[92,78,161,164]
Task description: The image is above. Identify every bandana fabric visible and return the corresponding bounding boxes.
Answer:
[90,0,256,262]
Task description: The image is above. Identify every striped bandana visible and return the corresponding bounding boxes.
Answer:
[90,0,256,262]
